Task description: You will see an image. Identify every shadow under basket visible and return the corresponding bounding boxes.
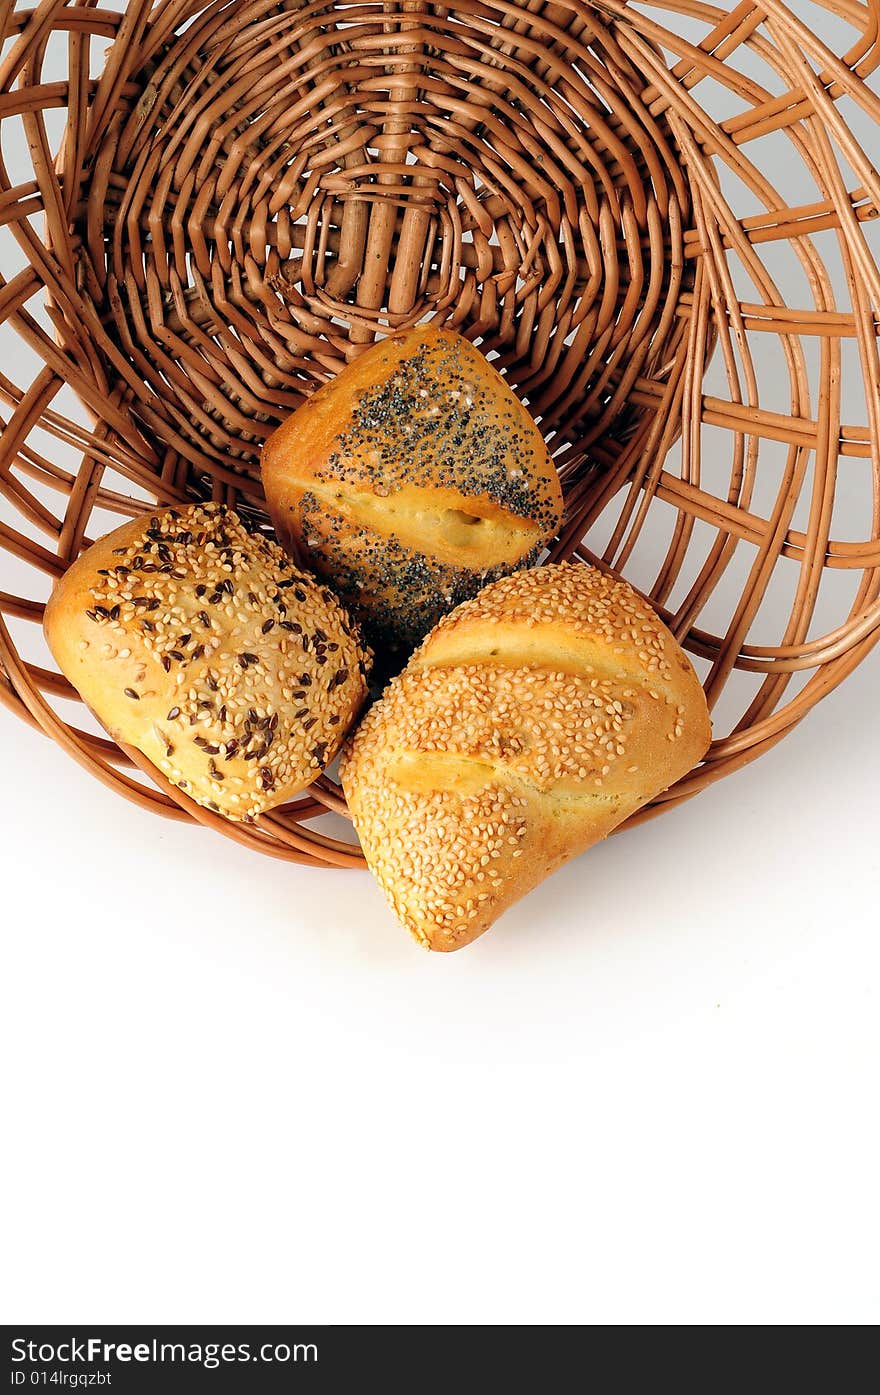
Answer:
[1,0,879,866]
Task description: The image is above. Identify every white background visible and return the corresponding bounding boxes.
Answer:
[4,652,878,1325]
[2,4,879,1327]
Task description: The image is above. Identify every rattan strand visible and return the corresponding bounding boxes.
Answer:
[1,0,879,864]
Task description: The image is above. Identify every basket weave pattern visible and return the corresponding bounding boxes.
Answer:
[1,0,879,866]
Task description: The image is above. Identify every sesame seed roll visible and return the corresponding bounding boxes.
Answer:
[340,563,711,951]
[261,325,563,663]
[44,503,371,820]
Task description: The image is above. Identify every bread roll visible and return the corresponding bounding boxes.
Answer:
[340,563,711,951]
[45,503,370,819]
[261,325,563,661]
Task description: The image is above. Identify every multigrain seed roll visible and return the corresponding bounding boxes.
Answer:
[261,325,563,661]
[340,563,711,952]
[44,503,370,820]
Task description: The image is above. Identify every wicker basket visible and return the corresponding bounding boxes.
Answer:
[1,0,879,867]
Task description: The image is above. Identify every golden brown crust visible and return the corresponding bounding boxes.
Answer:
[340,563,711,951]
[44,503,370,819]
[261,325,563,658]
